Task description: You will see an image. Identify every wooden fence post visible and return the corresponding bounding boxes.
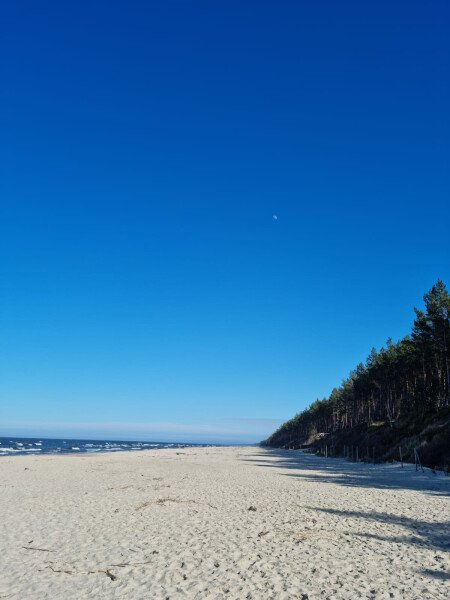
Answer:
[414,448,424,473]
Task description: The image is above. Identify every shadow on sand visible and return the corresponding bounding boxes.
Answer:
[307,506,450,552]
[243,448,450,497]
[243,449,450,579]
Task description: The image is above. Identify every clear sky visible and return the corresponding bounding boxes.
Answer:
[1,1,449,443]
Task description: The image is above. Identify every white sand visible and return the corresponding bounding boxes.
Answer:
[0,446,449,600]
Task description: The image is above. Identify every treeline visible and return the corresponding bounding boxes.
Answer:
[263,280,450,449]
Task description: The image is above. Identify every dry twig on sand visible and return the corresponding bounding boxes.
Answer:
[45,565,119,581]
[135,497,195,510]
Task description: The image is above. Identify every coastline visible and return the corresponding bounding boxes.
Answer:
[0,436,223,457]
[1,446,449,599]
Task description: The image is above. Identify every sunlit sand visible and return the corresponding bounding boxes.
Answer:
[1,447,449,599]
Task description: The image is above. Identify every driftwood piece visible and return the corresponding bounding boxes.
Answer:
[45,565,119,581]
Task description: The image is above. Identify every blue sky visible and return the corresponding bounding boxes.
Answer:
[1,1,449,443]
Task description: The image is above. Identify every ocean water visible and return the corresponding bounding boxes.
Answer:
[0,437,213,456]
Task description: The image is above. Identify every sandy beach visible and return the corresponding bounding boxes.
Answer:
[0,447,449,600]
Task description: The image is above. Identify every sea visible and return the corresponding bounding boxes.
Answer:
[0,437,214,456]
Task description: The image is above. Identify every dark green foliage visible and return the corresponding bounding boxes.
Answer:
[262,281,450,467]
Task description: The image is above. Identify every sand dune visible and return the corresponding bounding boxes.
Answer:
[0,447,449,599]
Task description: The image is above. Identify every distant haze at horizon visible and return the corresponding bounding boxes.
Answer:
[1,1,449,444]
[0,418,284,445]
